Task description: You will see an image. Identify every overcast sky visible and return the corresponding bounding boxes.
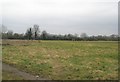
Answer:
[1,0,119,36]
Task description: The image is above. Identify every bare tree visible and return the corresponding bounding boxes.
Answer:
[80,33,88,38]
[33,24,40,40]
[41,30,47,40]
[7,30,13,39]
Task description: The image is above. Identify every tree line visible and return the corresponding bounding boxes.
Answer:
[1,24,119,41]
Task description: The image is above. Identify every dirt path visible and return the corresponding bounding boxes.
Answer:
[2,63,47,80]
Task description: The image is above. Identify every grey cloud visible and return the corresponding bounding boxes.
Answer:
[2,0,118,35]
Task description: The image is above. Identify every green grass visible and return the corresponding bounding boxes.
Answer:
[2,40,118,80]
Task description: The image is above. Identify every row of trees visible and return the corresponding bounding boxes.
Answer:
[1,24,119,41]
[25,24,40,40]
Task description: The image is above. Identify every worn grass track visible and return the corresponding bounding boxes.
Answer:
[2,63,46,80]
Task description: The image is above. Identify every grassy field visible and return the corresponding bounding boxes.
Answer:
[2,40,118,80]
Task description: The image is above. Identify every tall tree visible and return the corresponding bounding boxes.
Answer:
[80,33,88,38]
[41,30,47,40]
[25,28,32,40]
[7,30,13,39]
[33,24,40,40]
